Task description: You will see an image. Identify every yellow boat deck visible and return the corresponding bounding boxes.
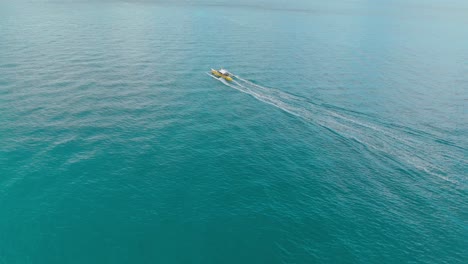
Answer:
[211,69,233,81]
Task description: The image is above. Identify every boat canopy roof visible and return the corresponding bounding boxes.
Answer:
[219,69,228,75]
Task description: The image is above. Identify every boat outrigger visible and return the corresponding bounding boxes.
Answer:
[211,68,233,82]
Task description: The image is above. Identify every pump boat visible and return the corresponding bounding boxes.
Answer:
[211,68,233,82]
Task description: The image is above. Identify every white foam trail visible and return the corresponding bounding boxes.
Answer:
[207,72,463,184]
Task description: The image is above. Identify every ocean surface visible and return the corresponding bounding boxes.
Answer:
[0,0,467,263]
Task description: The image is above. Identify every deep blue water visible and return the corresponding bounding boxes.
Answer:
[0,0,467,263]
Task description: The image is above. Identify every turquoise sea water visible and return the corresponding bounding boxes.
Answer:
[1,0,467,263]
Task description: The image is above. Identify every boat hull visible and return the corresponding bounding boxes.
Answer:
[211,69,233,81]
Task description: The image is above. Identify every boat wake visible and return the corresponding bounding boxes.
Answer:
[208,72,465,185]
